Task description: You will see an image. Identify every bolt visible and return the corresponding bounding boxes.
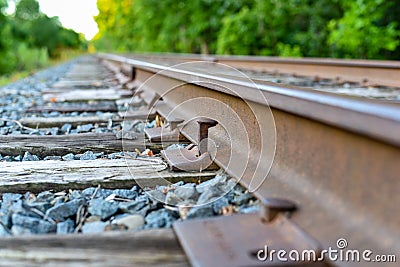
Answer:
[197,118,218,155]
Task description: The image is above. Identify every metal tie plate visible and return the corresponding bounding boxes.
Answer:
[173,213,324,267]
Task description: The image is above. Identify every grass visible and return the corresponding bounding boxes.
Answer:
[0,71,32,87]
[0,49,87,87]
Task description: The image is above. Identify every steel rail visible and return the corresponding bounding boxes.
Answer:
[102,53,400,146]
[99,53,400,266]
[127,53,400,87]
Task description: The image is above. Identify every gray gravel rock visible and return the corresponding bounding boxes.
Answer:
[0,128,8,135]
[3,156,13,162]
[57,219,75,234]
[221,178,238,193]
[113,214,144,230]
[81,187,113,198]
[2,193,22,205]
[145,120,155,129]
[50,127,59,136]
[12,214,56,234]
[174,183,198,200]
[81,221,107,233]
[133,121,145,133]
[166,144,187,150]
[69,190,83,200]
[145,209,179,229]
[80,151,97,160]
[121,120,135,132]
[62,153,75,161]
[233,191,254,206]
[76,124,93,133]
[81,187,97,197]
[48,111,61,117]
[107,152,123,159]
[112,189,138,200]
[118,198,148,214]
[46,198,85,222]
[186,206,214,219]
[165,191,183,205]
[85,215,101,223]
[146,189,166,202]
[26,202,52,213]
[173,181,184,187]
[22,151,39,161]
[11,200,42,218]
[88,199,119,219]
[240,205,260,214]
[29,130,43,136]
[212,197,230,214]
[94,152,104,158]
[61,123,72,134]
[24,192,36,202]
[196,172,227,194]
[97,189,114,198]
[197,187,224,205]
[36,191,54,202]
[51,196,67,206]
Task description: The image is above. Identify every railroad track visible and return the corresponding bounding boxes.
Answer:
[129,53,400,88]
[0,54,399,266]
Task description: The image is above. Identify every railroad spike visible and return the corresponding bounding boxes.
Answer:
[259,198,297,223]
[197,118,218,155]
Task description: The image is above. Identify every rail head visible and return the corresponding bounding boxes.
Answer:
[99,53,400,147]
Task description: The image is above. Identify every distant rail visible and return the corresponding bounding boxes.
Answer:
[127,53,400,87]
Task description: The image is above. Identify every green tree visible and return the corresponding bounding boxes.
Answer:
[375,0,400,59]
[0,0,85,74]
[11,0,84,57]
[15,0,39,20]
[0,0,17,74]
[29,15,62,56]
[290,0,343,57]
[327,0,400,58]
[94,0,136,51]
[93,0,400,59]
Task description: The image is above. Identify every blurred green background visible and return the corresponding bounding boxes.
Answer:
[93,0,400,60]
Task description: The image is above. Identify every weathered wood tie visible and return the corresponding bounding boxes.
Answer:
[0,157,216,193]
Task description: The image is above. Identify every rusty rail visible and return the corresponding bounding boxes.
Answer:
[127,53,400,87]
[99,53,400,266]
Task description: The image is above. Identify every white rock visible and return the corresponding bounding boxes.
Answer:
[113,215,144,230]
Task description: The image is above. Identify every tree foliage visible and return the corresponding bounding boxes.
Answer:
[15,0,39,20]
[0,0,17,73]
[94,0,400,60]
[0,0,85,75]
[327,0,399,58]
